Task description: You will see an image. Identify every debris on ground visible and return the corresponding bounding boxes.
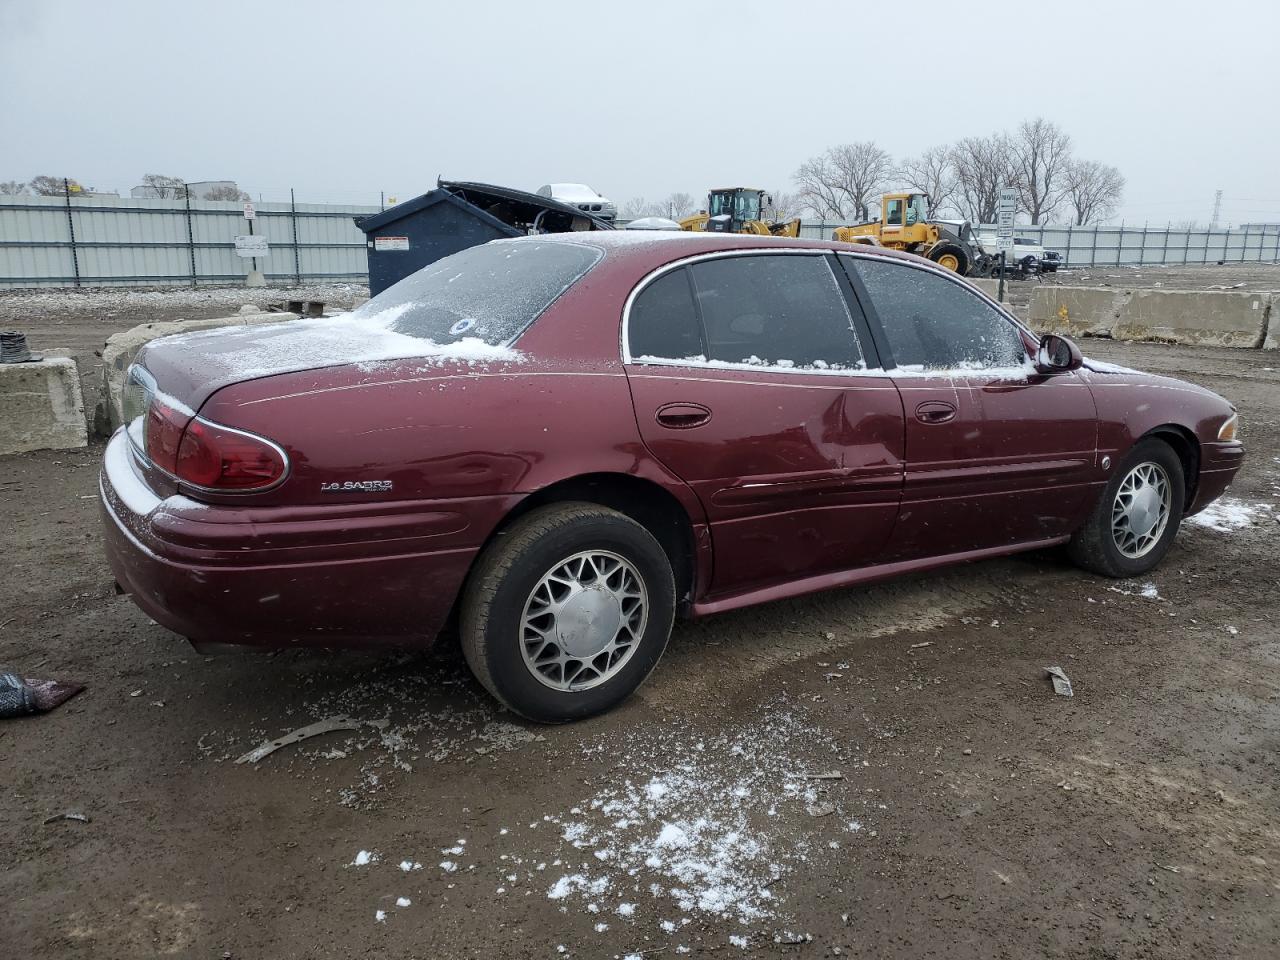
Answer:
[235,716,389,765]
[43,812,90,824]
[1045,666,1074,697]
[0,672,85,718]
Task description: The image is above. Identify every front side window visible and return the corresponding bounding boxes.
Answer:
[687,255,864,370]
[849,257,1027,371]
[884,199,903,225]
[350,239,601,345]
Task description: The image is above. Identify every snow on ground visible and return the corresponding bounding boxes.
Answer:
[1187,497,1274,533]
[324,694,880,945]
[529,701,871,927]
[0,283,368,320]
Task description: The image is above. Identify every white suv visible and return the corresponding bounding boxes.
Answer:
[976,234,1063,274]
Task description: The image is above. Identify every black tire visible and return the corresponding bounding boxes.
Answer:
[1067,438,1186,578]
[460,503,676,722]
[928,241,970,275]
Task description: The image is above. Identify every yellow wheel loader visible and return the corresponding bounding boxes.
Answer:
[679,187,801,237]
[832,192,994,276]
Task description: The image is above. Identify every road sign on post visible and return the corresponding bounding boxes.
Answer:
[996,187,1017,252]
[243,202,256,221]
[996,187,1017,302]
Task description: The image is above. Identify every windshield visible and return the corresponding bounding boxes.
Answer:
[350,240,602,345]
[708,191,760,222]
[907,193,928,224]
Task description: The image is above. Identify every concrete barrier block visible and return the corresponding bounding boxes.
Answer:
[1112,289,1267,348]
[1027,286,1129,337]
[969,278,1003,302]
[0,357,88,455]
[96,312,297,436]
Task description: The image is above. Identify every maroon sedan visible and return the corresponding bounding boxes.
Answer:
[100,233,1243,720]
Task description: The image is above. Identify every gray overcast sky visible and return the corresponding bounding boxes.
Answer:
[2,0,1277,225]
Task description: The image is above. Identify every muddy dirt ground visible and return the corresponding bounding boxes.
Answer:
[2,284,1278,958]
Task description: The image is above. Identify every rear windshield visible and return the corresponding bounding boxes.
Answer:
[351,239,602,345]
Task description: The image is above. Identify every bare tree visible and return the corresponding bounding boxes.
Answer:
[1063,159,1124,225]
[1010,117,1072,224]
[793,153,848,219]
[202,184,251,201]
[28,176,87,197]
[662,192,698,219]
[897,145,958,218]
[621,197,668,220]
[949,135,1018,224]
[768,190,803,222]
[139,173,189,199]
[0,180,28,196]
[794,141,893,221]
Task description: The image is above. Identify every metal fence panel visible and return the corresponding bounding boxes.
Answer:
[797,220,1280,268]
[3,197,1278,288]
[0,195,379,288]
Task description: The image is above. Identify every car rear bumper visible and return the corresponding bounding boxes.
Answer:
[99,430,514,649]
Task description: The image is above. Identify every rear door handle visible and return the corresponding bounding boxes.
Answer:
[655,402,712,429]
[915,401,957,424]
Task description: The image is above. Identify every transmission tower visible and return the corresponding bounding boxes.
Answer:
[1210,189,1223,230]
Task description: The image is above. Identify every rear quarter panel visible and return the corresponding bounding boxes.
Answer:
[197,358,655,508]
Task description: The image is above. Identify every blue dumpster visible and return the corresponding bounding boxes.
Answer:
[355,180,614,296]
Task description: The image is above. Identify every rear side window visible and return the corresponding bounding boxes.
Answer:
[627,268,703,360]
[688,255,863,370]
[350,239,601,345]
[849,257,1026,371]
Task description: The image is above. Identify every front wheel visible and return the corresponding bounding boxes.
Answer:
[928,241,970,275]
[1068,438,1186,577]
[460,503,675,722]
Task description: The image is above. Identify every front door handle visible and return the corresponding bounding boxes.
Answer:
[655,402,712,430]
[915,400,957,425]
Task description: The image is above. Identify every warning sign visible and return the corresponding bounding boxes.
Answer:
[374,236,410,251]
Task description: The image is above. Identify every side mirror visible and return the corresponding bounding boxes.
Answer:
[1036,333,1083,373]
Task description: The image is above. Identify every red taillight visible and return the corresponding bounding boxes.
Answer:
[143,398,188,474]
[174,418,288,491]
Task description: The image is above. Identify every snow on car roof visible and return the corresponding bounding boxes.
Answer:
[543,183,604,201]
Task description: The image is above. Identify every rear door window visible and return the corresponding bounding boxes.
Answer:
[687,255,864,371]
[848,257,1027,371]
[627,268,704,360]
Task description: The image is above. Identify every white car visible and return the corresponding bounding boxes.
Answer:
[536,183,617,222]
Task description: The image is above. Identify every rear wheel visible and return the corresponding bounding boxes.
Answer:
[928,241,970,275]
[460,503,676,722]
[1068,438,1185,577]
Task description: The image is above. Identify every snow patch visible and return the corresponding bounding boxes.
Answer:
[535,704,859,925]
[1187,497,1273,533]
